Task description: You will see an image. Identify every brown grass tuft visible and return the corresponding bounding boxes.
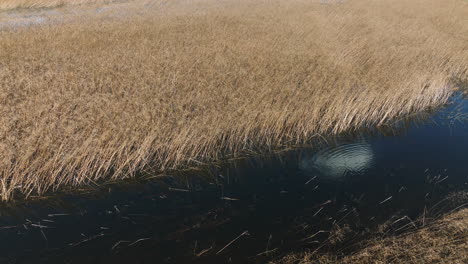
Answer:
[272,208,468,264]
[0,0,467,200]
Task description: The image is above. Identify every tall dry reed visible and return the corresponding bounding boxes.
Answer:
[0,0,467,200]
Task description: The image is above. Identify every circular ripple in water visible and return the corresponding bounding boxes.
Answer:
[300,143,374,180]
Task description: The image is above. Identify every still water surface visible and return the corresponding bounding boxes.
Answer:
[1,94,467,264]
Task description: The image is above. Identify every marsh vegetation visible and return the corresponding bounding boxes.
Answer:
[0,0,467,202]
[1,0,467,263]
[0,93,467,263]
[273,208,468,264]
[0,0,115,11]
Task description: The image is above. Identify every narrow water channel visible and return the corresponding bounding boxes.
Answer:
[1,94,467,264]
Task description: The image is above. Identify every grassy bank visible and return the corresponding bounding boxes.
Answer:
[272,207,468,264]
[0,0,115,11]
[0,0,467,200]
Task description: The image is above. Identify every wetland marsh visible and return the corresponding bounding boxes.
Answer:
[0,94,466,263]
[0,0,467,263]
[1,0,467,200]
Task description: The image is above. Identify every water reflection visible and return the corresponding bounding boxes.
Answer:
[300,143,374,180]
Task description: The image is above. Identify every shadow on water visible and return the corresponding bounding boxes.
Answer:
[0,93,467,264]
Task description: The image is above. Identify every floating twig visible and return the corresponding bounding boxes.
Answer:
[195,245,213,257]
[0,225,18,230]
[313,207,323,217]
[31,223,52,229]
[40,228,48,244]
[48,213,70,217]
[129,238,151,246]
[216,231,249,255]
[319,200,332,207]
[301,230,328,241]
[70,233,105,247]
[221,196,239,201]
[168,187,189,192]
[305,176,317,185]
[379,196,392,204]
[111,240,131,251]
[436,176,448,184]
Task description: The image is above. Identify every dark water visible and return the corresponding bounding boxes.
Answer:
[0,94,467,264]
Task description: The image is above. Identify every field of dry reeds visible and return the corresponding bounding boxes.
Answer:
[0,0,467,200]
[0,0,114,10]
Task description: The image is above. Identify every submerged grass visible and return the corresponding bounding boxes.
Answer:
[0,0,467,200]
[272,207,468,264]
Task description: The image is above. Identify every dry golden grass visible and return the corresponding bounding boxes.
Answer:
[272,208,468,264]
[0,0,467,200]
[0,0,115,10]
